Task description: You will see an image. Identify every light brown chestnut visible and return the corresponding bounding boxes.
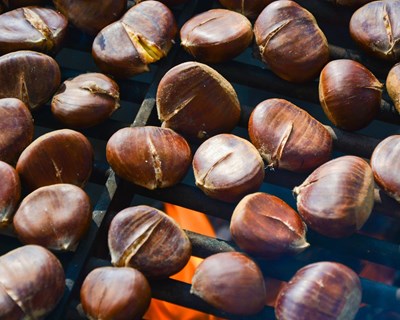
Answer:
[230,192,309,259]
[293,155,375,238]
[0,98,33,164]
[0,244,65,319]
[0,50,61,110]
[106,126,191,189]
[190,252,267,315]
[386,63,400,114]
[92,1,177,78]
[218,0,273,19]
[370,135,400,202]
[350,1,400,61]
[193,133,265,203]
[248,98,332,172]
[13,183,92,251]
[180,9,253,63]
[275,261,362,320]
[0,161,20,225]
[156,61,241,141]
[108,205,192,278]
[253,0,329,83]
[16,129,94,191]
[51,72,120,128]
[319,59,383,131]
[80,267,151,320]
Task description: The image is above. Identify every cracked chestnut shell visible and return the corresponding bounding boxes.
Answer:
[180,9,253,63]
[0,161,20,225]
[319,59,383,131]
[218,0,273,19]
[386,63,400,114]
[108,205,192,278]
[293,155,375,238]
[350,0,400,61]
[230,192,309,259]
[156,61,241,141]
[275,261,362,320]
[0,245,65,319]
[13,183,92,251]
[193,133,265,203]
[92,0,177,78]
[190,252,267,315]
[248,98,332,172]
[0,50,61,110]
[16,129,94,191]
[51,72,120,128]
[254,0,329,83]
[106,126,191,189]
[81,267,151,320]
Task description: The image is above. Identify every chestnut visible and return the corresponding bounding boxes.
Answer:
[293,155,375,238]
[275,261,361,320]
[0,161,20,225]
[80,267,151,320]
[16,129,94,191]
[248,98,332,172]
[350,0,400,61]
[53,0,126,36]
[0,245,65,319]
[92,1,177,78]
[108,205,192,278]
[180,9,253,63]
[218,0,273,19]
[0,50,61,110]
[386,63,400,114]
[13,183,92,251]
[0,98,33,164]
[193,133,265,203]
[319,59,382,131]
[370,135,400,202]
[156,61,241,141]
[51,72,120,128]
[190,252,267,315]
[253,0,329,83]
[230,192,309,259]
[106,126,191,190]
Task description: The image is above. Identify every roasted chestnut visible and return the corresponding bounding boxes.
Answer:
[106,126,192,189]
[386,63,400,114]
[248,98,332,172]
[319,59,383,131]
[0,161,20,225]
[192,133,265,203]
[190,252,267,315]
[156,61,241,141]
[275,261,362,320]
[253,0,329,83]
[108,205,192,278]
[0,98,33,164]
[180,9,253,63]
[80,267,151,320]
[92,1,177,78]
[51,72,120,128]
[293,155,375,238]
[218,0,273,19]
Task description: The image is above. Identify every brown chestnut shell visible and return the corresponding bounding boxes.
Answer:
[0,161,20,225]
[386,63,400,114]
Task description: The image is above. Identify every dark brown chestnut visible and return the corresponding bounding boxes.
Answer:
[0,50,61,110]
[253,0,329,83]
[190,252,267,315]
[218,0,273,19]
[248,98,332,172]
[0,161,20,225]
[16,129,94,191]
[13,183,92,251]
[193,133,265,203]
[51,72,120,128]
[180,9,253,63]
[92,1,177,78]
[108,205,192,278]
[293,155,375,238]
[0,98,33,164]
[106,126,192,190]
[275,261,362,320]
[156,61,241,141]
[386,63,400,113]
[80,267,151,320]
[53,0,126,35]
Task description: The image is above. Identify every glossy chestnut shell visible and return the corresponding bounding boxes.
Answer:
[0,161,20,225]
